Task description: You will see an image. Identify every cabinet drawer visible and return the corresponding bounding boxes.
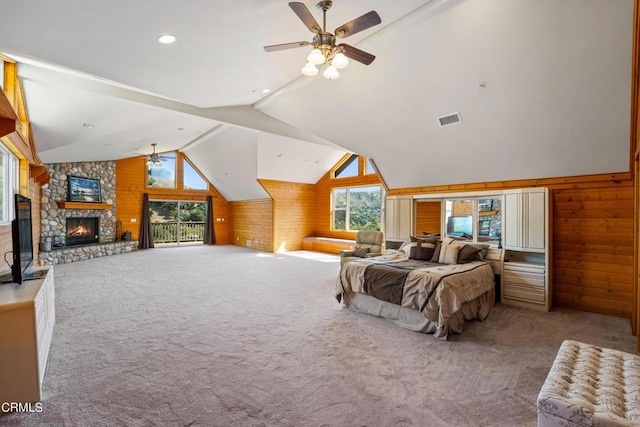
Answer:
[503,263,545,275]
[504,283,545,304]
[504,273,545,289]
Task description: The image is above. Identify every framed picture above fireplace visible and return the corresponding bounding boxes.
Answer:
[68,176,101,203]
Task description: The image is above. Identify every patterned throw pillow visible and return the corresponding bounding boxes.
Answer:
[353,247,370,258]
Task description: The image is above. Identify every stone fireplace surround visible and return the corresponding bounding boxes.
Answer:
[38,161,138,265]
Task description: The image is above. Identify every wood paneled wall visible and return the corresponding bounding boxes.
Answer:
[415,201,442,235]
[115,156,230,244]
[229,199,273,252]
[259,179,315,252]
[313,169,384,240]
[390,173,634,319]
[554,187,634,318]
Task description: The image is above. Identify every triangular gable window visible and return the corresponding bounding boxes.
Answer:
[183,158,208,190]
[333,154,358,178]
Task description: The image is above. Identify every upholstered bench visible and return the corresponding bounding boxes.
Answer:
[537,340,640,427]
[301,236,354,254]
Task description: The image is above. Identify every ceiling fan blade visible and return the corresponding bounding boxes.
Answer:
[289,2,322,33]
[335,11,381,38]
[339,44,376,65]
[264,41,311,52]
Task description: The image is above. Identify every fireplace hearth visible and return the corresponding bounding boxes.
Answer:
[66,217,99,247]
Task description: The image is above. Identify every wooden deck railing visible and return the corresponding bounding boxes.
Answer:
[152,222,205,244]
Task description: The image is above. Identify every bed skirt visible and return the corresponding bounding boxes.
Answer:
[342,288,495,339]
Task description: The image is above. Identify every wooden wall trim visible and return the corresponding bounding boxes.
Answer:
[388,172,632,196]
[634,0,640,349]
[633,0,640,162]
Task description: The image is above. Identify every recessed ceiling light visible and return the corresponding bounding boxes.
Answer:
[157,34,176,44]
[262,89,270,94]
[82,122,94,128]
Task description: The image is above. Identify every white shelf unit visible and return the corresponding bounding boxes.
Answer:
[0,267,55,403]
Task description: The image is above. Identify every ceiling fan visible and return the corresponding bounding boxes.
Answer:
[145,143,171,167]
[264,1,381,79]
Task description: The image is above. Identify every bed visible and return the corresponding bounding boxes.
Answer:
[335,237,496,339]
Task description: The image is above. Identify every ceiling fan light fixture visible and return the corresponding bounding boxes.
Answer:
[147,143,163,168]
[332,52,349,69]
[307,48,326,65]
[302,62,319,76]
[323,65,340,80]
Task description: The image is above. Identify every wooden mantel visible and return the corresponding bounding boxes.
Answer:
[56,201,112,210]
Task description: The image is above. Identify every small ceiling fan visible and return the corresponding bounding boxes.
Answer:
[264,1,381,79]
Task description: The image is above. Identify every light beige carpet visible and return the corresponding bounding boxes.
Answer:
[1,245,636,426]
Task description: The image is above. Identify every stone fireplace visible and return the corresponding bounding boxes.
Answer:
[38,161,138,266]
[40,161,117,245]
[66,217,99,247]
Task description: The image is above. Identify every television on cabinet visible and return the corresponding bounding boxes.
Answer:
[11,194,34,284]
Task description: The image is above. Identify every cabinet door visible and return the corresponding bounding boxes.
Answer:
[384,198,398,240]
[503,191,522,249]
[524,189,546,251]
[397,197,413,240]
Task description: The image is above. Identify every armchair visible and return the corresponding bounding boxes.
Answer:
[340,230,384,266]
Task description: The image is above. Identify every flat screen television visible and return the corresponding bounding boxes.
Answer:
[446,215,472,236]
[11,194,34,284]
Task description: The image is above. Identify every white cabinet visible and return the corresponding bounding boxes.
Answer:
[0,267,55,403]
[502,259,549,310]
[502,187,550,311]
[384,196,414,241]
[503,188,547,252]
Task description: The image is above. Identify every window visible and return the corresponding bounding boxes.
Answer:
[183,158,208,190]
[442,196,502,245]
[0,144,19,223]
[477,197,502,245]
[333,154,358,178]
[332,185,382,231]
[147,152,176,188]
[444,199,474,238]
[365,158,376,175]
[149,200,207,245]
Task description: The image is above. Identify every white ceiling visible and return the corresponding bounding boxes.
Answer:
[0,0,634,200]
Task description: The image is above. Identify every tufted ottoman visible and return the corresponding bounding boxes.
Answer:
[537,340,640,427]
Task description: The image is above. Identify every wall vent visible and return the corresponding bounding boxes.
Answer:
[438,112,462,127]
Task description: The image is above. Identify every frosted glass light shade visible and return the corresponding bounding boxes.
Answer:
[307,48,325,65]
[332,52,349,69]
[323,65,340,80]
[301,62,319,76]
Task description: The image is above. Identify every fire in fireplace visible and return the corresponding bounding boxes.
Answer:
[66,217,99,247]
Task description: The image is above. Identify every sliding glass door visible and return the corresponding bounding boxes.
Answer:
[149,200,206,245]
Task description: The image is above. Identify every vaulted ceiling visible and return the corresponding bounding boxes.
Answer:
[0,0,634,201]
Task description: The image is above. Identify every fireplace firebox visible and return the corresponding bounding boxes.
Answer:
[66,217,99,247]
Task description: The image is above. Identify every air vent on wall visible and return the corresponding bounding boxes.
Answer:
[438,112,462,127]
